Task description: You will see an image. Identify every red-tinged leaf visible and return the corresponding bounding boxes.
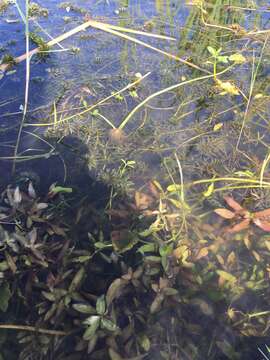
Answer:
[227,219,250,233]
[214,208,236,219]
[224,196,243,212]
[253,218,270,232]
[253,208,270,220]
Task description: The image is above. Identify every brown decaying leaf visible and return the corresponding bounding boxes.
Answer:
[135,191,154,210]
[224,196,243,212]
[147,181,160,199]
[195,247,209,260]
[106,278,129,307]
[106,209,130,219]
[109,128,127,144]
[214,208,236,219]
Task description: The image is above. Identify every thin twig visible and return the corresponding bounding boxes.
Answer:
[0,19,177,73]
[0,324,68,336]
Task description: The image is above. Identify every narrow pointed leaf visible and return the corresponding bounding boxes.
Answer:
[253,208,270,219]
[253,218,270,232]
[216,270,237,283]
[224,196,244,212]
[227,219,250,233]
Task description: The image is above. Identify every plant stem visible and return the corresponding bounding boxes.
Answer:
[0,324,68,336]
[12,0,30,174]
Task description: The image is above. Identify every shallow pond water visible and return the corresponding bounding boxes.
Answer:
[1,1,270,359]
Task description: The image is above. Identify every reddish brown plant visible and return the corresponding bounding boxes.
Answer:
[214,196,270,233]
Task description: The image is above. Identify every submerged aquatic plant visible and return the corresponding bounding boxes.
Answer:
[206,46,246,95]
[214,196,270,232]
[28,2,49,17]
[0,53,16,68]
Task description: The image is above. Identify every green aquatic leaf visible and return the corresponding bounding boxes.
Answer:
[101,318,118,332]
[106,278,128,307]
[167,184,182,192]
[203,183,214,197]
[159,243,173,257]
[207,46,217,57]
[69,267,85,292]
[49,186,73,195]
[83,316,100,340]
[137,243,157,254]
[72,303,96,314]
[96,295,106,315]
[163,288,178,296]
[216,270,237,284]
[0,283,11,312]
[111,230,138,253]
[138,334,151,352]
[229,53,246,64]
[217,55,228,64]
[216,79,240,96]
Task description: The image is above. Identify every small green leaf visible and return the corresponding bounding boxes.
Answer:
[216,79,240,96]
[83,316,100,340]
[49,186,73,195]
[72,303,96,314]
[213,123,223,131]
[138,334,151,351]
[139,228,155,237]
[96,295,106,315]
[159,244,173,257]
[91,109,99,116]
[168,198,183,208]
[106,278,128,307]
[229,53,246,64]
[203,183,214,197]
[137,243,157,254]
[167,184,182,192]
[0,261,9,272]
[207,46,217,57]
[0,283,11,312]
[234,170,254,178]
[101,318,118,332]
[161,255,168,272]
[216,270,237,284]
[217,55,228,64]
[163,288,178,296]
[73,255,91,263]
[94,242,110,249]
[69,267,85,292]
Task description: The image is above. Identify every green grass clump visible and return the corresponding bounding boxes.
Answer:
[29,2,49,17]
[0,53,16,67]
[29,32,50,58]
